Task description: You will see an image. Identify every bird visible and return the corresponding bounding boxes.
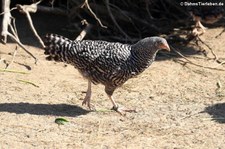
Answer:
[44,34,170,115]
[188,4,224,36]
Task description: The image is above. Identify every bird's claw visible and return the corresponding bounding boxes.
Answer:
[111,105,137,115]
[82,97,96,111]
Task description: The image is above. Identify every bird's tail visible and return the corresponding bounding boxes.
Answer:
[44,33,73,62]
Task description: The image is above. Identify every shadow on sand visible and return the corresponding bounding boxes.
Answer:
[0,102,89,117]
[204,102,225,124]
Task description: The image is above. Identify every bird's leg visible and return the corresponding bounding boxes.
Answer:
[82,80,95,110]
[107,95,136,115]
[105,86,136,115]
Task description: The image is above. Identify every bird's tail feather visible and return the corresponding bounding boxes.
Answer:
[44,34,72,62]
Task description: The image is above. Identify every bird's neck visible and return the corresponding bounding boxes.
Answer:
[131,44,159,63]
[128,45,159,75]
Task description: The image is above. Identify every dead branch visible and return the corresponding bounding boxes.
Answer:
[106,0,131,40]
[8,17,18,39]
[25,11,45,47]
[145,0,154,20]
[16,2,45,48]
[1,0,11,43]
[16,1,67,16]
[7,32,38,63]
[7,16,38,64]
[37,5,67,16]
[0,7,17,16]
[171,46,225,71]
[16,0,42,13]
[75,20,92,41]
[109,4,142,38]
[82,0,107,28]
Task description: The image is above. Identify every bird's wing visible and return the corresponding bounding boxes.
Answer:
[79,40,131,74]
[44,34,132,85]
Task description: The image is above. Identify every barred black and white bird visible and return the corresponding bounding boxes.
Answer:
[44,34,170,115]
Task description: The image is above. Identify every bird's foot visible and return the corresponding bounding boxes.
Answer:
[82,96,96,111]
[111,105,137,115]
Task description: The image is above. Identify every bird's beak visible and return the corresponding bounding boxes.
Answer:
[160,43,170,51]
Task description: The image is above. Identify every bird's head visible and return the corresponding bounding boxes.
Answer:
[151,37,170,52]
[134,37,170,53]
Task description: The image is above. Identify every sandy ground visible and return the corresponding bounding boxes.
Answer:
[0,13,225,148]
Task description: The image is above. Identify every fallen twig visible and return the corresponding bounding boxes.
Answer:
[196,36,218,61]
[215,28,225,38]
[171,46,225,71]
[7,32,38,63]
[5,45,18,69]
[17,79,39,87]
[219,61,225,65]
[0,68,29,74]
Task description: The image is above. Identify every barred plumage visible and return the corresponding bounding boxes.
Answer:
[44,34,170,114]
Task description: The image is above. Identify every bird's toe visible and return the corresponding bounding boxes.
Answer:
[111,105,137,115]
[82,99,96,111]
